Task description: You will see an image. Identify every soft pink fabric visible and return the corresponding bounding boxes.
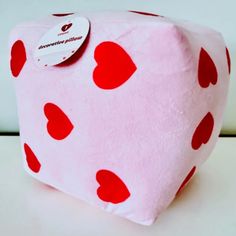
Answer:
[9,10,230,225]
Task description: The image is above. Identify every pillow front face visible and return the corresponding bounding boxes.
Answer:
[9,10,230,225]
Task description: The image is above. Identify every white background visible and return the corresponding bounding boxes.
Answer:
[0,0,235,133]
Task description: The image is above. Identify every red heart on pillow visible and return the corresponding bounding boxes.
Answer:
[24,143,41,173]
[93,41,137,89]
[44,103,74,140]
[10,40,27,77]
[191,112,214,150]
[198,47,218,88]
[226,47,231,74]
[96,169,130,204]
[129,10,161,17]
[176,166,196,195]
[53,13,74,17]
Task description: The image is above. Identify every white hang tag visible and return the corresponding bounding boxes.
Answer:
[34,16,90,67]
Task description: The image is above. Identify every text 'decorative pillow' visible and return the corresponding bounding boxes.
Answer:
[9,10,230,225]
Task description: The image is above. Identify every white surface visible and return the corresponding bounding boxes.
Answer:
[0,0,235,133]
[0,136,235,235]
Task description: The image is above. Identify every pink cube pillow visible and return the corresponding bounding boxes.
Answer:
[9,10,230,225]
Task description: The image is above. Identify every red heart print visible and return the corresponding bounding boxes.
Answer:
[198,47,218,88]
[93,41,137,89]
[10,40,27,77]
[44,103,74,140]
[129,10,161,17]
[96,169,130,204]
[191,112,214,150]
[61,23,72,32]
[176,166,196,196]
[52,13,74,17]
[24,143,41,173]
[226,47,231,74]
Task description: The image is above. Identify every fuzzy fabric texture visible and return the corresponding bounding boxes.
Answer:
[9,10,230,225]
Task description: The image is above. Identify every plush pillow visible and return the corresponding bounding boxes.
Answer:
[9,10,230,225]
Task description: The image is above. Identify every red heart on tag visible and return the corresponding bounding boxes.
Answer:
[191,112,214,150]
[44,103,74,140]
[24,143,41,173]
[61,23,72,32]
[96,169,130,204]
[10,40,27,77]
[198,47,218,88]
[93,41,137,89]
